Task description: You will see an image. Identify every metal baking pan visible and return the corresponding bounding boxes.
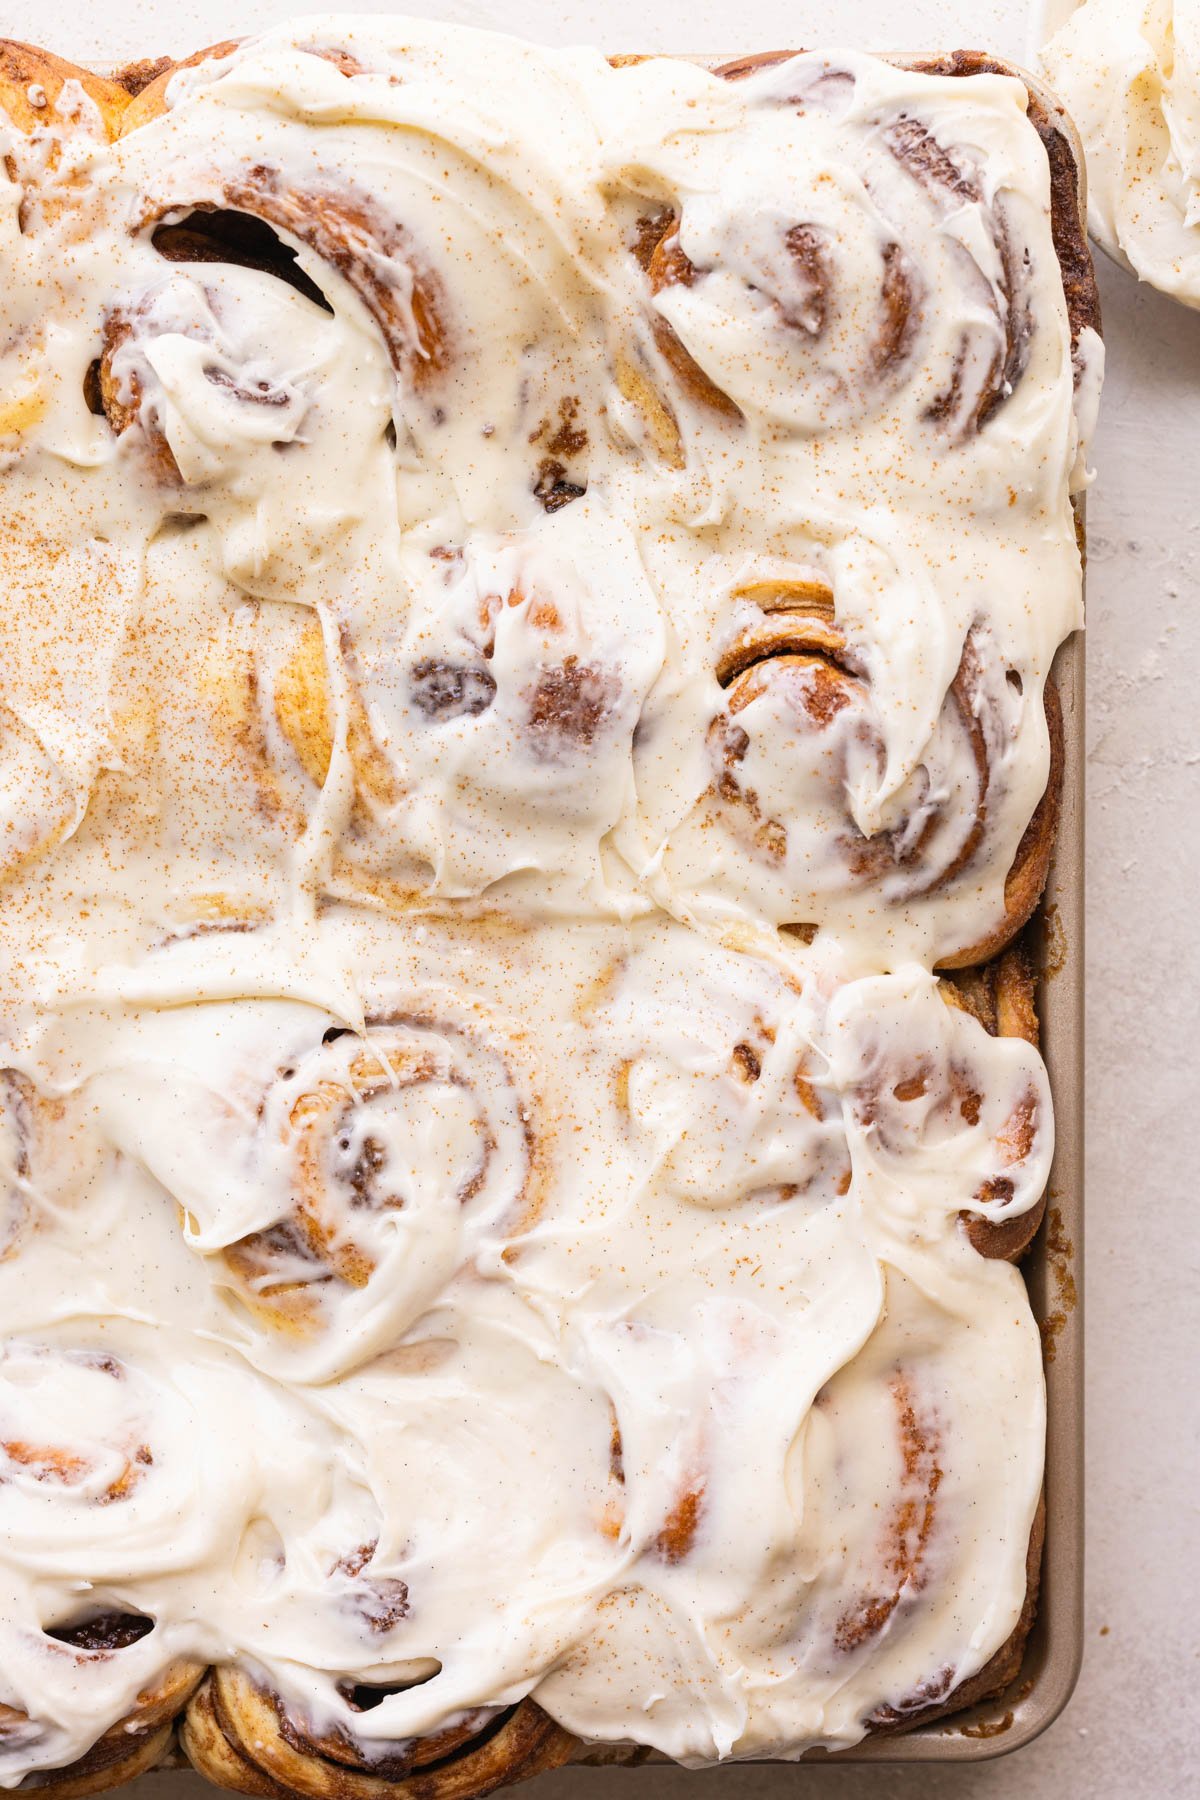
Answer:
[86,38,1087,1778]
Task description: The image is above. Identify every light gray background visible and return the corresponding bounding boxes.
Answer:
[8,0,1197,1794]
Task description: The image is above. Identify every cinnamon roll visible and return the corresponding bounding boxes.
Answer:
[371,505,662,900]
[121,38,448,388]
[1039,0,1200,310]
[827,951,1052,1263]
[784,1267,1044,1741]
[0,1618,198,1798]
[132,181,449,399]
[89,999,540,1380]
[225,1016,529,1310]
[516,927,878,1614]
[633,53,1036,442]
[105,33,613,539]
[182,1668,574,1800]
[593,924,851,1211]
[111,38,440,394]
[0,1341,207,1785]
[89,252,398,603]
[713,611,992,900]
[637,556,1062,967]
[224,501,664,906]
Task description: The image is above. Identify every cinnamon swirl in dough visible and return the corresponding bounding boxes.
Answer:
[0,15,1097,1792]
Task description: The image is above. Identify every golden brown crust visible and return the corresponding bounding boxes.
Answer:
[182,1669,576,1800]
[181,1681,287,1799]
[111,58,174,99]
[15,1723,176,1797]
[941,944,1039,1048]
[0,41,131,139]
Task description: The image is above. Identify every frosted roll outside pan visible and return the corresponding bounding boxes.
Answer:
[75,39,1086,1775]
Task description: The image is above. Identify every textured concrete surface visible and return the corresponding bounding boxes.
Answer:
[8,0,1198,1793]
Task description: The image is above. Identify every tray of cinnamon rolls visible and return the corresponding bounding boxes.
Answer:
[0,14,1095,1790]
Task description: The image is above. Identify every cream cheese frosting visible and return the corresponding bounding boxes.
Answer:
[1040,0,1200,306]
[0,14,1094,1781]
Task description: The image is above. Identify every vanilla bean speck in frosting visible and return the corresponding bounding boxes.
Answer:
[0,14,1096,1782]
